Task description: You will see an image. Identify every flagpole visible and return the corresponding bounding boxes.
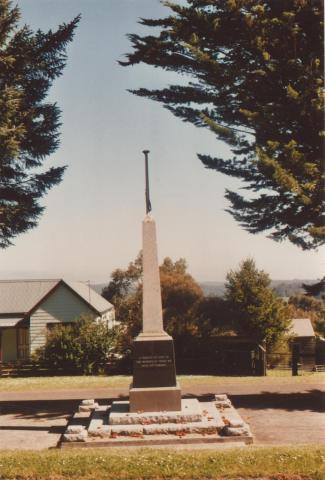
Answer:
[143,150,152,214]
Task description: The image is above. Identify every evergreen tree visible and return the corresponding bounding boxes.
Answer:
[288,293,325,336]
[190,295,233,337]
[225,258,289,346]
[0,0,80,248]
[121,0,324,249]
[302,276,325,298]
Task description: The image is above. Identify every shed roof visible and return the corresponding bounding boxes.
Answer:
[0,279,113,316]
[290,318,315,337]
[0,317,24,327]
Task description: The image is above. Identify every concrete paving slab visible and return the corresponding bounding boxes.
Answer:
[0,412,67,450]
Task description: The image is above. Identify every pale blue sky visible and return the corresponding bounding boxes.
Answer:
[1,0,323,283]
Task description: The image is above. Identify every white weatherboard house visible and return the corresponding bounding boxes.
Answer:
[0,279,114,362]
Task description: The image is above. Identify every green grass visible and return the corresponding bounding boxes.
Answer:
[0,374,131,391]
[0,445,323,479]
[0,372,323,392]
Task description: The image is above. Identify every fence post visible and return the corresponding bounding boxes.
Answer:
[292,343,300,376]
[257,344,266,376]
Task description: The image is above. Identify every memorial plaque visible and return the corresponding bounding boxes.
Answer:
[132,339,177,388]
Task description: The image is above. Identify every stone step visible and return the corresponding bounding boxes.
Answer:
[78,399,99,413]
[142,419,224,436]
[94,416,225,437]
[61,396,253,445]
[88,409,108,436]
[109,398,203,425]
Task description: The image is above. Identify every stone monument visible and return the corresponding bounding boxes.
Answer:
[61,150,253,447]
[129,150,181,412]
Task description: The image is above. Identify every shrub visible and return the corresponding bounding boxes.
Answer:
[34,315,120,374]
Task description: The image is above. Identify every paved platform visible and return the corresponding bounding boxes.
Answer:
[61,395,253,448]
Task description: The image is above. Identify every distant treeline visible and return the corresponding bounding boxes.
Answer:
[93,279,317,299]
[199,280,316,298]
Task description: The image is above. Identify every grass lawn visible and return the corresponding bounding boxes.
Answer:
[0,445,323,480]
[0,372,323,392]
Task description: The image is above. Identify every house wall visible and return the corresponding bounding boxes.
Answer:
[29,283,95,354]
[100,309,116,329]
[316,338,325,364]
[292,337,316,369]
[293,336,316,355]
[1,328,17,362]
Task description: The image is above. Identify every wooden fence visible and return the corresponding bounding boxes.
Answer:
[0,360,122,377]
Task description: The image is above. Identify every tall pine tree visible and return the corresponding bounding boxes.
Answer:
[225,258,289,346]
[0,0,80,247]
[121,0,324,250]
[302,276,325,298]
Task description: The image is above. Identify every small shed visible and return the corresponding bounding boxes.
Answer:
[0,279,114,362]
[290,318,316,368]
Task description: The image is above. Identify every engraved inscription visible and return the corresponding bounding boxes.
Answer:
[132,339,177,388]
[135,355,172,368]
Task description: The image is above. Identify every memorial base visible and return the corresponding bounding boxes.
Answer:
[129,383,181,413]
[60,394,254,448]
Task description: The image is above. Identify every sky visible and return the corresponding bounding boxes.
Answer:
[1,0,323,284]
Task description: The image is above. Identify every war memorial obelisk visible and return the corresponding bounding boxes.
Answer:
[61,151,253,446]
[129,150,182,412]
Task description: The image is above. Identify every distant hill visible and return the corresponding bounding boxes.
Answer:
[93,279,317,298]
[271,279,318,297]
[200,279,316,298]
[199,281,225,297]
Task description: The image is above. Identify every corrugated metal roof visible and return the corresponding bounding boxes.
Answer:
[64,281,113,314]
[0,279,113,315]
[0,317,24,327]
[0,279,59,314]
[290,318,315,337]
